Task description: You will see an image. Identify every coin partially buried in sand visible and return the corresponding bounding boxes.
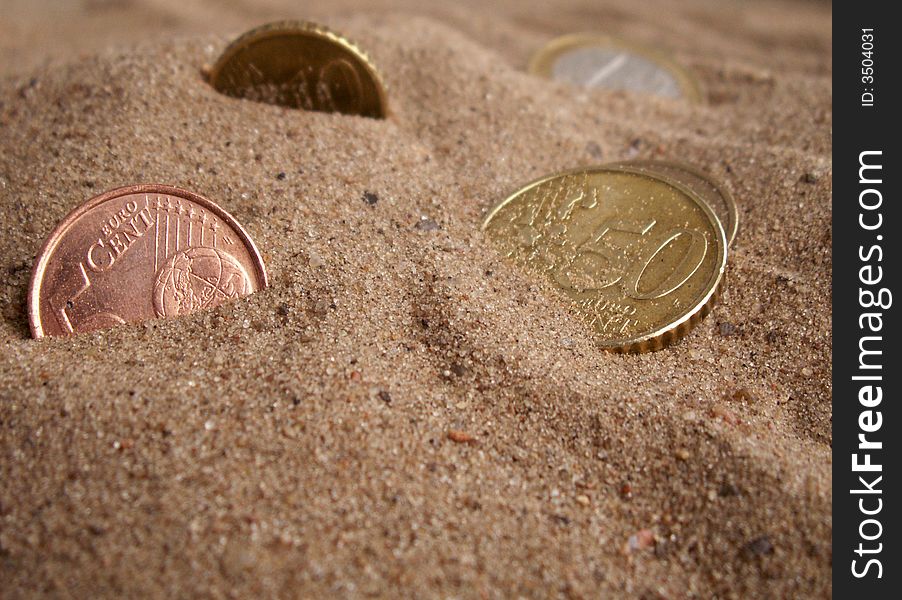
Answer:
[28,185,268,338]
[610,159,738,246]
[529,33,702,103]
[209,20,388,118]
[482,166,726,352]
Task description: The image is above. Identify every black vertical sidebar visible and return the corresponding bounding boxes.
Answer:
[834,1,900,597]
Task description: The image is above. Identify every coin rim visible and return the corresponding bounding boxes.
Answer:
[528,33,703,104]
[610,159,739,246]
[28,184,269,339]
[208,19,389,118]
[481,165,726,352]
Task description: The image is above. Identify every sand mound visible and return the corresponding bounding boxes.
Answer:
[1,2,831,597]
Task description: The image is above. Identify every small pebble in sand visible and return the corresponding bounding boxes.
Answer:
[801,367,813,377]
[575,494,590,506]
[313,299,331,315]
[718,322,738,336]
[766,329,785,344]
[447,430,476,444]
[741,535,774,558]
[585,141,604,160]
[414,217,441,231]
[624,529,655,553]
[449,362,469,377]
[800,172,819,184]
[730,388,758,403]
[625,138,643,158]
[308,251,325,268]
[711,405,739,426]
[363,191,378,205]
[719,482,740,497]
[675,448,691,461]
[204,420,215,431]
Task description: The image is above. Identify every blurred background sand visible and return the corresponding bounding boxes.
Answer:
[1,0,831,597]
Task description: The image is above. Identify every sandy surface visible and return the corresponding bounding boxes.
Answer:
[0,0,832,597]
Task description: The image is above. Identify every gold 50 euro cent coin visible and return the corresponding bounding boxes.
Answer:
[29,184,268,338]
[482,167,726,352]
[209,20,388,118]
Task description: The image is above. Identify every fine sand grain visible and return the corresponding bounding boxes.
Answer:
[1,0,832,597]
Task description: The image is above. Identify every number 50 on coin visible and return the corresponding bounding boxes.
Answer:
[482,167,726,352]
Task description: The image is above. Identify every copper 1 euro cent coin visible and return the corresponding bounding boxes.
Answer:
[28,185,268,338]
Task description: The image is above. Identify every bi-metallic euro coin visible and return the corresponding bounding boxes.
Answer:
[529,33,702,103]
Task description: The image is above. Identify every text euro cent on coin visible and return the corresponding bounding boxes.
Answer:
[28,185,268,338]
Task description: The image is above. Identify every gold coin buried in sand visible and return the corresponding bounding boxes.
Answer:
[28,185,268,338]
[208,20,388,118]
[610,159,738,246]
[529,33,703,103]
[482,166,726,352]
